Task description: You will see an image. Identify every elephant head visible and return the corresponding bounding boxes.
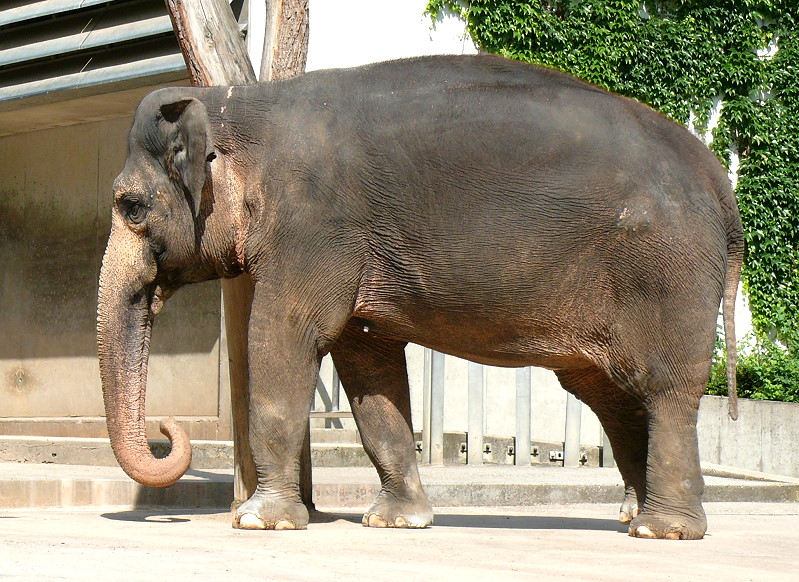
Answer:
[97,89,229,487]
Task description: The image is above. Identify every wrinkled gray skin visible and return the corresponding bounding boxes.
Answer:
[97,54,742,540]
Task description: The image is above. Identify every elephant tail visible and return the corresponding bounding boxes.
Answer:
[721,183,744,421]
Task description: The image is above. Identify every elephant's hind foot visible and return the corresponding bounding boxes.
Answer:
[618,488,640,524]
[362,490,433,529]
[233,494,309,531]
[628,509,706,540]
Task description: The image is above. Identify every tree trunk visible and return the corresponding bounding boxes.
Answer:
[165,0,256,86]
[164,0,310,509]
[261,0,310,82]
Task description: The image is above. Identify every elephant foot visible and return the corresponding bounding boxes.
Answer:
[628,508,706,540]
[362,489,433,529]
[233,494,309,531]
[618,491,640,524]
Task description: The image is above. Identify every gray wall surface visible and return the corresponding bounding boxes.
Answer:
[0,114,227,437]
[698,395,799,478]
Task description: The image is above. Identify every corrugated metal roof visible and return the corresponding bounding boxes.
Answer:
[0,15,174,68]
[0,0,114,28]
[0,0,189,105]
[0,53,186,103]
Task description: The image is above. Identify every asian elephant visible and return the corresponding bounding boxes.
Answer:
[97,54,742,540]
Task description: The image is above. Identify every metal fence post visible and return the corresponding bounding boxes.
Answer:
[601,428,616,468]
[422,348,432,464]
[430,350,446,465]
[467,361,485,465]
[314,373,343,430]
[325,365,342,429]
[515,367,532,466]
[564,392,582,468]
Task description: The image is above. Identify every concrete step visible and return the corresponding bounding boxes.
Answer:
[0,435,370,470]
[1,434,601,470]
[2,462,798,511]
[311,428,361,444]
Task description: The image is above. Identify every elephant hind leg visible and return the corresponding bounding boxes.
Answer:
[331,324,432,528]
[555,367,648,525]
[565,351,709,539]
[627,388,707,540]
[560,363,708,539]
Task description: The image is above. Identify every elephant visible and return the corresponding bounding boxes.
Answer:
[97,54,743,540]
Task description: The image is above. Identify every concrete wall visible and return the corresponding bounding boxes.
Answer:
[0,108,230,440]
[699,396,799,478]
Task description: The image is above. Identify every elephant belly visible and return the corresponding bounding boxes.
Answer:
[352,295,599,371]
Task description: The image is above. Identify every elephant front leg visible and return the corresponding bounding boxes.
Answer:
[332,325,433,528]
[629,392,707,540]
[232,296,320,531]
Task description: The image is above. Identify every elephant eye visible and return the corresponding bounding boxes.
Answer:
[127,203,148,224]
[120,198,149,224]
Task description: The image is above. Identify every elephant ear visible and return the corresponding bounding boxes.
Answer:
[160,98,215,217]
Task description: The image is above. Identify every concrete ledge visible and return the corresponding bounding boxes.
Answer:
[0,465,234,509]
[701,462,799,484]
[0,434,602,470]
[0,435,373,470]
[704,482,799,503]
[0,436,235,470]
[3,463,798,511]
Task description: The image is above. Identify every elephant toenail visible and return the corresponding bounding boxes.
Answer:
[365,514,387,527]
[237,513,266,530]
[665,531,682,540]
[275,520,296,530]
[633,525,656,538]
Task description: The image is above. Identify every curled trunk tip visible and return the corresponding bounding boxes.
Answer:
[118,418,192,488]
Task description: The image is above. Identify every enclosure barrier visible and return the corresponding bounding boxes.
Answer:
[312,348,614,468]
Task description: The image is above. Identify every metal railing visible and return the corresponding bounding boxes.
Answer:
[312,348,614,468]
[417,349,592,467]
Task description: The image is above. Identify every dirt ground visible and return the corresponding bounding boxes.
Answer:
[1,502,797,581]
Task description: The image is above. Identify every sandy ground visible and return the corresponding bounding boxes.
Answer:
[1,502,797,581]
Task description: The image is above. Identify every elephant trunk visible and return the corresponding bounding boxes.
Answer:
[96,224,191,487]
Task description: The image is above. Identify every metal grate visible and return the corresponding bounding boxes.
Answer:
[0,0,245,105]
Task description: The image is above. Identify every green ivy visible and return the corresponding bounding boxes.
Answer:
[707,335,799,402]
[427,1,799,400]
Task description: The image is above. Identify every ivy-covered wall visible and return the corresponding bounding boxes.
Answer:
[427,1,799,401]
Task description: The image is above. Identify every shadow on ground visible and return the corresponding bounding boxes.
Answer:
[101,509,226,523]
[101,508,625,533]
[311,509,625,532]
[432,513,625,532]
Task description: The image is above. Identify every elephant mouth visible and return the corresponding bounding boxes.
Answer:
[150,284,174,316]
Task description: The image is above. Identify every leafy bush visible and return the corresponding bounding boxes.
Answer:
[708,339,799,402]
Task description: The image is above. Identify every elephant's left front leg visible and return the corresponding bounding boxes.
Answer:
[233,291,320,531]
[332,324,433,528]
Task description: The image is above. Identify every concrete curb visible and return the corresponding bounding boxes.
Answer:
[0,435,373,470]
[701,462,799,484]
[2,463,798,511]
